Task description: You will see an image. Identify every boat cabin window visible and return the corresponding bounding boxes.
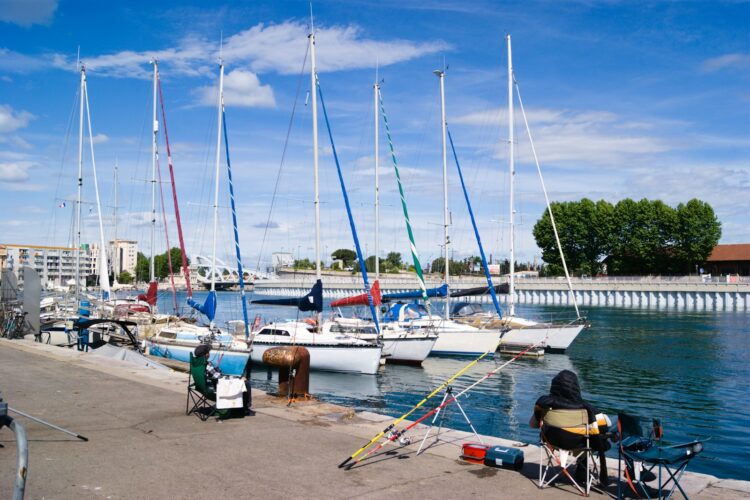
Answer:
[258,328,290,336]
[159,331,177,339]
[331,323,377,335]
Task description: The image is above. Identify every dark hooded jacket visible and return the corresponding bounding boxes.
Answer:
[534,370,598,423]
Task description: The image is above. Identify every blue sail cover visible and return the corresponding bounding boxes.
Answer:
[251,279,323,313]
[187,291,217,322]
[382,284,448,302]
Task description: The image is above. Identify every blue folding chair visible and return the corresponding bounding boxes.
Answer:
[617,412,706,499]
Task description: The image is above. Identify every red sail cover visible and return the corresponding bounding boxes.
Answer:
[137,281,158,306]
[330,280,381,308]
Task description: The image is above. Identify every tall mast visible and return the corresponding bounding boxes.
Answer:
[374,76,380,281]
[310,15,321,280]
[113,160,118,280]
[436,69,450,320]
[211,61,225,298]
[507,34,516,317]
[75,64,85,305]
[149,60,158,283]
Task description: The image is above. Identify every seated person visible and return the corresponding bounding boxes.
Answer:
[194,344,254,416]
[530,369,611,485]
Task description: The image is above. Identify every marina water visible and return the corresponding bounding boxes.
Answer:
[167,290,749,479]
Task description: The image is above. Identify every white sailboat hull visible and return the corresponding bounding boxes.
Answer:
[431,328,501,356]
[499,323,585,352]
[249,340,382,375]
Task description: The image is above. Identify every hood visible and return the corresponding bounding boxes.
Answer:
[549,370,583,404]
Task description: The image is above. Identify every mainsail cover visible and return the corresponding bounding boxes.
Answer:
[188,290,217,322]
[451,283,509,297]
[382,284,448,302]
[251,279,323,313]
[331,280,381,308]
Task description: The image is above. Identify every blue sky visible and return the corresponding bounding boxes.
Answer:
[1,0,748,270]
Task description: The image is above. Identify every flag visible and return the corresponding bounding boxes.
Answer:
[58,201,66,208]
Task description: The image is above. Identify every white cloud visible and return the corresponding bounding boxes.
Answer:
[197,70,276,108]
[0,161,32,182]
[0,0,58,27]
[0,104,34,133]
[701,53,750,73]
[88,133,109,145]
[453,106,671,167]
[33,20,447,79]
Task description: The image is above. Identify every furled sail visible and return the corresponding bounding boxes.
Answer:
[331,280,381,308]
[451,284,509,297]
[382,284,448,302]
[137,281,158,306]
[251,279,323,313]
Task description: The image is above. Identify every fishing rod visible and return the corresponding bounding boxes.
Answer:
[346,337,547,468]
[9,407,89,441]
[337,348,494,469]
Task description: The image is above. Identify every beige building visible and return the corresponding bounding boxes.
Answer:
[109,239,138,277]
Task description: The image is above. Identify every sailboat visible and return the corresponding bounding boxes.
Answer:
[324,77,437,365]
[371,70,501,356]
[40,62,113,346]
[146,59,251,374]
[248,19,383,375]
[451,35,586,353]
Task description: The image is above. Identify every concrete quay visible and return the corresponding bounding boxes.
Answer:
[2,339,749,499]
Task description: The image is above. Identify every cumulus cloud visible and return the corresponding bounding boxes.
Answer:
[0,0,58,27]
[0,161,32,182]
[27,20,447,79]
[197,70,276,108]
[88,133,109,145]
[452,106,671,167]
[701,53,750,73]
[0,104,34,133]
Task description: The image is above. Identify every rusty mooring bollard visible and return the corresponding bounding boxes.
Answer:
[261,346,311,402]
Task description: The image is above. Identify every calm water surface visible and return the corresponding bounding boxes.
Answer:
[166,290,749,479]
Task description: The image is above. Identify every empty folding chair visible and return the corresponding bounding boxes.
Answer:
[617,412,706,499]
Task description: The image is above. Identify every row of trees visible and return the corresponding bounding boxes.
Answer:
[135,248,190,282]
[533,198,721,276]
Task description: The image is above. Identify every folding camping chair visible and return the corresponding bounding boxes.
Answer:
[617,412,706,499]
[538,408,598,496]
[186,353,217,421]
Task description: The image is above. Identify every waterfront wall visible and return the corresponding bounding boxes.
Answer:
[252,275,750,311]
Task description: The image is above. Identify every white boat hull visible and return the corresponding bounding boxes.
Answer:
[431,328,501,356]
[499,324,585,352]
[249,340,382,375]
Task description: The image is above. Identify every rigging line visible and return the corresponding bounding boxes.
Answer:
[251,41,310,281]
[316,77,380,334]
[47,81,80,248]
[514,79,580,319]
[221,107,251,340]
[158,74,193,299]
[377,89,430,307]
[156,153,178,313]
[338,348,494,468]
[447,127,504,319]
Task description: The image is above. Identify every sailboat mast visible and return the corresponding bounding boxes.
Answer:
[436,69,450,320]
[507,34,516,318]
[149,60,158,283]
[310,22,321,279]
[113,161,118,279]
[75,65,85,305]
[374,78,380,281]
[211,62,225,295]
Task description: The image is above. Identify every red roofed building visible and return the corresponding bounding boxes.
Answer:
[706,244,750,276]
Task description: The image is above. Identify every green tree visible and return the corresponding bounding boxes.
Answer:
[385,252,403,271]
[135,252,150,282]
[293,258,315,270]
[673,199,721,273]
[331,248,357,267]
[430,257,469,276]
[117,270,134,284]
